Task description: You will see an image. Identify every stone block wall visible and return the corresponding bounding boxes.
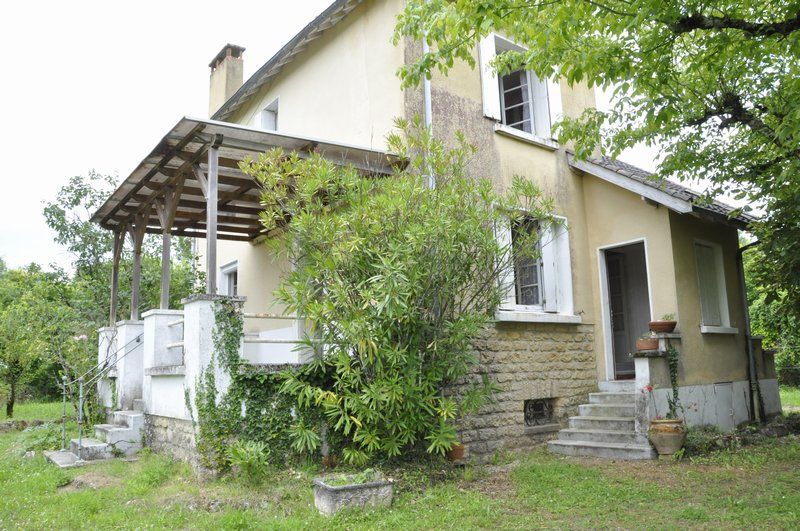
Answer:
[458,322,597,460]
[143,414,198,464]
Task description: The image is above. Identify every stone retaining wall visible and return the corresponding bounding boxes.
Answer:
[458,322,597,461]
[143,414,198,464]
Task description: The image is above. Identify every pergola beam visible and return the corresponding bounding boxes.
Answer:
[109,228,125,326]
[127,208,150,320]
[206,135,222,294]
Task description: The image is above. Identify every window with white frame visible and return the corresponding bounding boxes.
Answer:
[256,98,279,131]
[498,215,573,316]
[220,262,239,297]
[479,34,562,139]
[694,240,731,329]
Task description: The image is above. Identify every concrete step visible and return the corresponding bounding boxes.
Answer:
[569,416,635,432]
[44,450,80,468]
[578,403,635,417]
[557,428,641,445]
[548,439,656,460]
[132,399,146,413]
[94,424,138,445]
[598,380,635,393]
[589,392,635,405]
[70,438,112,461]
[113,410,144,430]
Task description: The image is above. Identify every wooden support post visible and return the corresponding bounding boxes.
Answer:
[127,209,150,320]
[206,135,222,295]
[154,181,183,309]
[109,229,125,326]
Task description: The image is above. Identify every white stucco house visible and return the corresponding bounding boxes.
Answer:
[48,0,781,466]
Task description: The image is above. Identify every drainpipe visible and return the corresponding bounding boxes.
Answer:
[422,1,434,189]
[736,240,765,422]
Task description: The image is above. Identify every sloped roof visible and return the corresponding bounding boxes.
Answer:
[212,0,362,122]
[569,154,755,227]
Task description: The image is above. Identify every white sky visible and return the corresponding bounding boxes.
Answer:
[0,0,661,271]
[0,0,330,270]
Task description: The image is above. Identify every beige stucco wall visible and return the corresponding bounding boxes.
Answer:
[669,212,748,385]
[229,0,406,149]
[581,176,679,381]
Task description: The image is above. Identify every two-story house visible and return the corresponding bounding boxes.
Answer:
[75,0,780,464]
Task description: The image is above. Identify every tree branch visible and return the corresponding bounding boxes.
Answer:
[669,10,800,37]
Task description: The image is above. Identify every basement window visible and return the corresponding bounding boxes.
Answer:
[524,399,554,427]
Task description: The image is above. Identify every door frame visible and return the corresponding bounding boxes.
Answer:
[597,238,655,381]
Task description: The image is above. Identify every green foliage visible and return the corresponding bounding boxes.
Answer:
[396,0,800,356]
[14,423,62,452]
[665,345,681,418]
[240,119,552,463]
[226,440,270,485]
[323,468,382,487]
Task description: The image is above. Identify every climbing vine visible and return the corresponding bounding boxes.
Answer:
[666,345,681,419]
[190,298,321,471]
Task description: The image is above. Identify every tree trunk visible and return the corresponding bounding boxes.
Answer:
[6,380,16,418]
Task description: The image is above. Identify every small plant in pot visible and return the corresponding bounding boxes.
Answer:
[649,313,677,334]
[643,346,687,457]
[636,331,659,352]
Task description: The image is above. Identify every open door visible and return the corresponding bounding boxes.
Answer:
[604,242,651,380]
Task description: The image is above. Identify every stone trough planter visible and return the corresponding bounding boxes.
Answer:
[313,470,393,516]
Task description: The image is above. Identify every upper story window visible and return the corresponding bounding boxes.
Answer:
[694,240,735,333]
[256,98,279,131]
[479,34,562,142]
[497,215,574,317]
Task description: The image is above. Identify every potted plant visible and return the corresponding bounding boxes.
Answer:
[313,468,393,516]
[644,346,687,457]
[446,441,466,462]
[649,313,677,334]
[636,331,659,352]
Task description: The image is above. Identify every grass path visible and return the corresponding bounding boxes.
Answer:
[0,403,798,529]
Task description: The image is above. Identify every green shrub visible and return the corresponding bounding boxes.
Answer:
[15,422,61,452]
[227,439,270,484]
[241,119,553,464]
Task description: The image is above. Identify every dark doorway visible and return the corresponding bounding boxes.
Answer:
[604,242,651,379]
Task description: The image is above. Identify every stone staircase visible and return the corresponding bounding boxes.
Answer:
[45,400,145,468]
[548,381,656,460]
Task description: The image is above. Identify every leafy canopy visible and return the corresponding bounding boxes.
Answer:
[395,0,800,315]
[240,120,553,464]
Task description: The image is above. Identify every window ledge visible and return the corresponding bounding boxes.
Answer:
[145,365,186,376]
[493,123,558,151]
[700,325,739,335]
[495,310,582,324]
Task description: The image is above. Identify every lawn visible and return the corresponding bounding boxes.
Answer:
[781,386,800,409]
[0,403,798,529]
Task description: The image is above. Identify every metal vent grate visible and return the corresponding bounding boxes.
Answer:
[524,399,554,427]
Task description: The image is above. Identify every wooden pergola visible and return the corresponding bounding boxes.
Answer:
[92,117,397,325]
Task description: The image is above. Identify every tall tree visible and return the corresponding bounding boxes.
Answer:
[395,0,800,314]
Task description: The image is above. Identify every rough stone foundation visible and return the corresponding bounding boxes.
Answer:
[143,414,198,464]
[458,322,597,461]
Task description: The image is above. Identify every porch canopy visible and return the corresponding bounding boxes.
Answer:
[92,116,397,324]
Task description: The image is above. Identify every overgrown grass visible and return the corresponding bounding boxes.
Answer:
[781,386,800,408]
[0,403,799,528]
[9,401,72,422]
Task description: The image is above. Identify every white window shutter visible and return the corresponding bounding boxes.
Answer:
[540,221,558,312]
[496,218,516,309]
[530,74,551,138]
[479,35,501,121]
[552,218,573,315]
[546,78,563,133]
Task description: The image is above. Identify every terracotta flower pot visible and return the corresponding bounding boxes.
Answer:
[636,337,659,351]
[446,442,465,462]
[649,320,677,333]
[648,418,687,456]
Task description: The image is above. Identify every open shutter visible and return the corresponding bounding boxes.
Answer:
[540,221,558,312]
[530,74,551,138]
[546,78,563,136]
[496,218,516,309]
[479,35,501,121]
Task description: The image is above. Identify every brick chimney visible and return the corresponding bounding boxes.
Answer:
[208,44,245,117]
